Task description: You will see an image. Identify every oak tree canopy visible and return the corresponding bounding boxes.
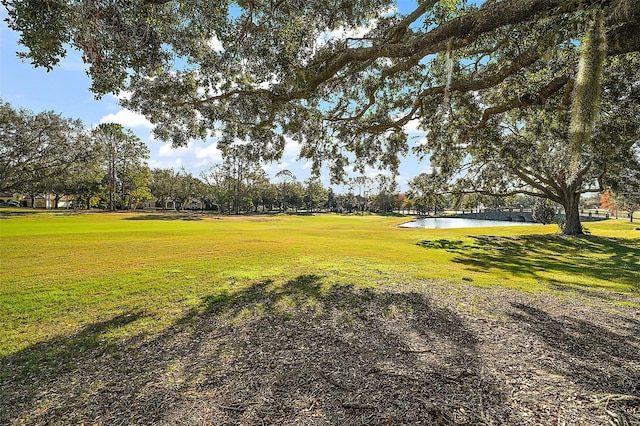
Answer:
[5,0,639,175]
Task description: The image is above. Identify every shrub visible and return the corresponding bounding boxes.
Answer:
[532,198,556,225]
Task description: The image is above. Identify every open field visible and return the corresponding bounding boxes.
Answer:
[1,211,639,424]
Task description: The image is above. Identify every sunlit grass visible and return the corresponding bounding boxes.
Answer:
[1,211,638,355]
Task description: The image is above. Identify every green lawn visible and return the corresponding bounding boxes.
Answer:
[1,211,638,356]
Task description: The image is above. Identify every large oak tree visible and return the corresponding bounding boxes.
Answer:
[0,101,93,198]
[423,51,640,235]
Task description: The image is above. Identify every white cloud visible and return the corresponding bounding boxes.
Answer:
[158,142,222,164]
[283,137,301,159]
[149,158,183,170]
[318,24,374,46]
[195,144,224,163]
[158,141,194,157]
[152,140,223,172]
[100,109,153,129]
[208,36,224,52]
[404,118,425,134]
[316,6,396,47]
[362,166,391,180]
[114,91,133,101]
[263,161,290,173]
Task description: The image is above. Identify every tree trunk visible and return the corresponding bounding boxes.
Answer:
[561,193,583,236]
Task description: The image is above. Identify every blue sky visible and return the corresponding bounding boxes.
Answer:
[0,5,435,191]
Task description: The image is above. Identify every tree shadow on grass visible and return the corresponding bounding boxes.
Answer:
[0,210,80,219]
[377,212,408,217]
[416,239,467,252]
[3,275,639,424]
[161,275,507,424]
[124,214,205,221]
[418,235,640,293]
[0,275,507,425]
[0,312,144,422]
[508,303,640,420]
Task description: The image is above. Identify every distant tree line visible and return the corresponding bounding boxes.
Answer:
[0,100,564,214]
[1,101,151,210]
[3,100,635,220]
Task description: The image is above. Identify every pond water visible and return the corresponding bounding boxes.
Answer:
[398,217,542,229]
